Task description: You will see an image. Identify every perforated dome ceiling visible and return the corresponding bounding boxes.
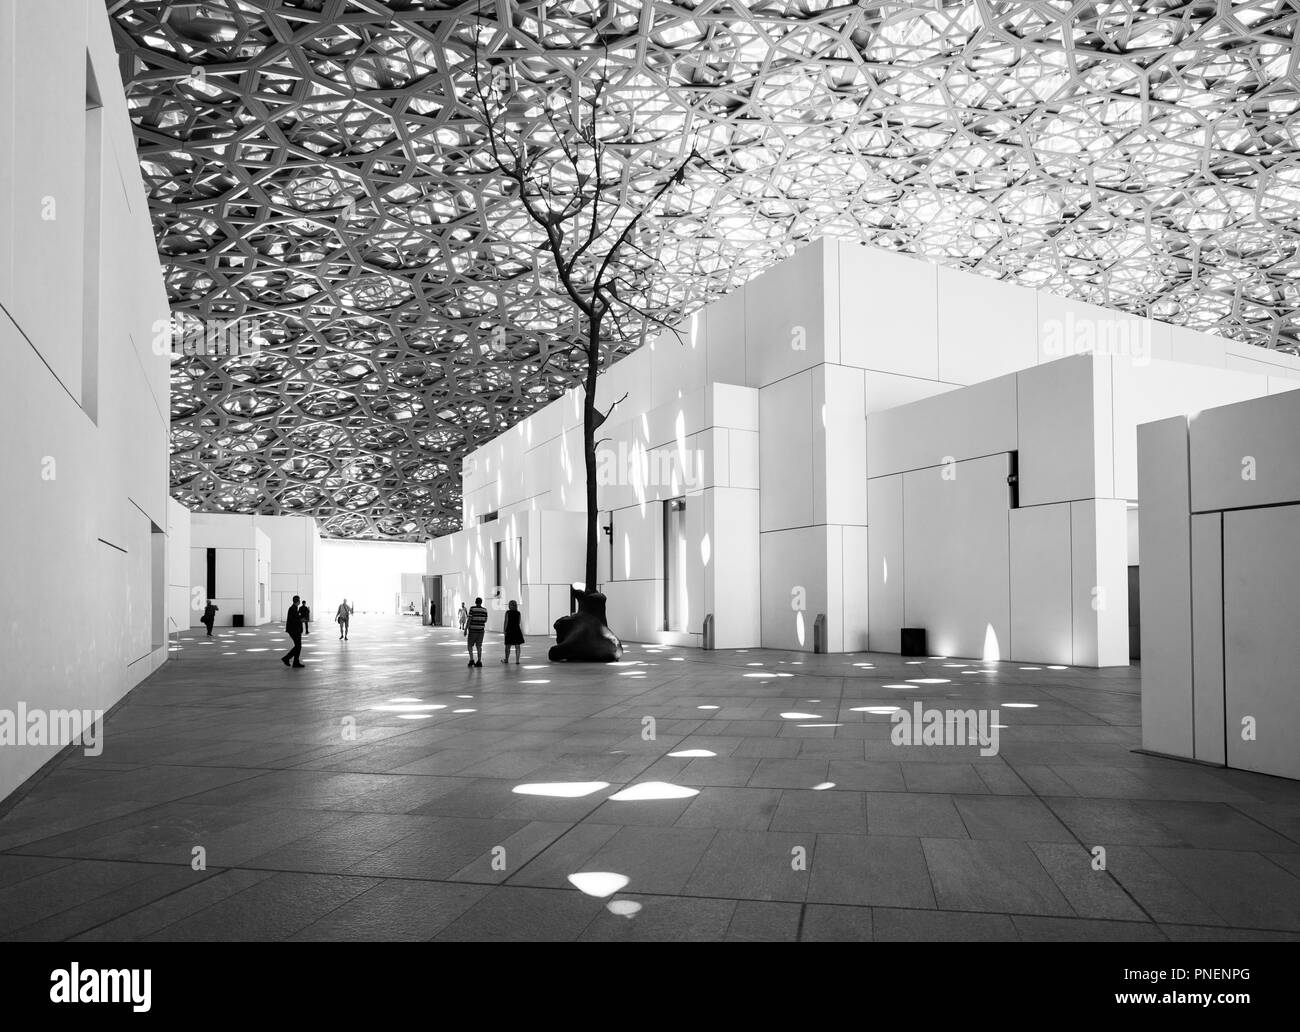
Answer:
[110,0,1300,540]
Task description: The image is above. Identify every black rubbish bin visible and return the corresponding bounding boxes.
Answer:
[900,627,927,657]
[232,614,245,628]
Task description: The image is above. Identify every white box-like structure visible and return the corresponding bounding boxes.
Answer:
[1139,390,1300,780]
[184,512,324,628]
[429,238,1300,659]
[866,354,1298,665]
[254,514,323,622]
[188,515,273,627]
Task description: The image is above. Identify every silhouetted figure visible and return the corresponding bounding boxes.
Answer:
[430,600,437,626]
[336,599,353,640]
[466,597,488,667]
[501,600,524,664]
[201,600,218,636]
[281,595,305,668]
[300,601,311,635]
[458,602,468,636]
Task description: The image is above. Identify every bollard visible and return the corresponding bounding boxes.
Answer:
[813,613,827,654]
[702,613,714,650]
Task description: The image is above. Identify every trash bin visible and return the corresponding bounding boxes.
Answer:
[901,627,926,656]
[232,614,245,628]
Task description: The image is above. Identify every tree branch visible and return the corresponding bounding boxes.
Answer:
[593,148,699,294]
[593,391,629,430]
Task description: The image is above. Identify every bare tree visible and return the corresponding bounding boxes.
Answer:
[465,28,709,655]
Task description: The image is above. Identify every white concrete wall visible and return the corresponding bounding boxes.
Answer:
[0,0,171,802]
[428,509,585,638]
[904,452,1012,661]
[1139,390,1300,780]
[1108,356,1300,501]
[1137,416,1194,756]
[253,514,321,620]
[166,498,192,638]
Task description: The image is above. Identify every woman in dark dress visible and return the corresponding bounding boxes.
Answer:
[501,600,525,664]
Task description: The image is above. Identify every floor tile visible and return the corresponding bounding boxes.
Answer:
[807,834,936,909]
[921,839,1073,917]
[867,793,967,837]
[800,904,873,941]
[682,831,812,902]
[770,791,867,834]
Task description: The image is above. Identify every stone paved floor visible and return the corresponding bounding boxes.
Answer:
[2,618,1298,941]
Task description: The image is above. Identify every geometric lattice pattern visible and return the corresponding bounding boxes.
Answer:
[109,1,1300,540]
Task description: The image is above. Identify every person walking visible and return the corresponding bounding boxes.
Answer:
[336,599,353,640]
[458,602,468,636]
[201,600,218,637]
[281,595,305,668]
[500,600,524,664]
[465,597,488,667]
[300,601,311,635]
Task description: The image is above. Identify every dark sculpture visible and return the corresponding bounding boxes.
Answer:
[549,592,623,663]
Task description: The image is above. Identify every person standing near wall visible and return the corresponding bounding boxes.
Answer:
[300,600,311,635]
[201,600,218,637]
[501,600,525,664]
[336,598,353,640]
[466,597,488,667]
[282,595,305,668]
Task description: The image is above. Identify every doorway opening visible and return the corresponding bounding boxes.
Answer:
[424,574,442,625]
[663,497,687,631]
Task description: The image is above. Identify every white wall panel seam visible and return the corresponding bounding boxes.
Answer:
[1067,501,1075,666]
[1110,359,1118,499]
[1186,418,1196,753]
[869,450,1022,478]
[1219,513,1227,766]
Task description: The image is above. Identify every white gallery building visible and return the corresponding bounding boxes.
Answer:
[429,238,1300,672]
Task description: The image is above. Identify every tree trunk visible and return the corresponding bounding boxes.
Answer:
[547,313,623,662]
[582,317,601,594]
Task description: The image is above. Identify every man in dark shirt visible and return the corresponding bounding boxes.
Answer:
[465,597,488,667]
[201,600,218,636]
[281,595,305,668]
